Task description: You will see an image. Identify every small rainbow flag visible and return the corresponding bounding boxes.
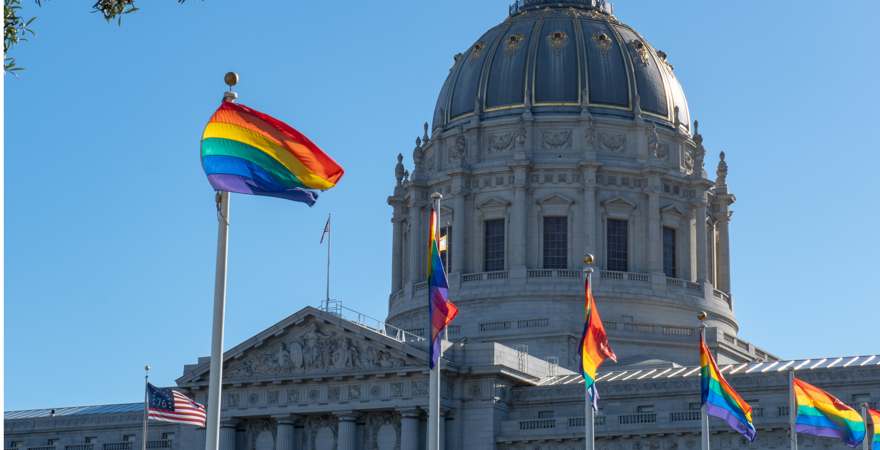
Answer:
[578,275,616,396]
[427,208,458,369]
[201,101,344,205]
[794,377,866,447]
[868,408,880,450]
[700,330,756,441]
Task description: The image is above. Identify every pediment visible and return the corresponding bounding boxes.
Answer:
[176,307,429,387]
[660,204,685,218]
[536,193,575,207]
[601,196,637,210]
[478,197,511,210]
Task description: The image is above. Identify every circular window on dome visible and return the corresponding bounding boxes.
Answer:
[592,32,613,52]
[547,31,568,49]
[505,34,525,51]
[470,42,485,59]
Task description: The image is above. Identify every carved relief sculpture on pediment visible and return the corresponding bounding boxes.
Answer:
[223,320,409,380]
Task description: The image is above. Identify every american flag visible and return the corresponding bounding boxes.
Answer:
[146,383,207,427]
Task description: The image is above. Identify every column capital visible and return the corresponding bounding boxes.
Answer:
[397,408,422,419]
[220,418,239,428]
[272,414,299,426]
[334,411,360,422]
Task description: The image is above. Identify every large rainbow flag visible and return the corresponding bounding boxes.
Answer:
[868,408,880,450]
[578,275,616,395]
[700,330,756,441]
[201,101,344,205]
[427,208,458,369]
[794,377,866,447]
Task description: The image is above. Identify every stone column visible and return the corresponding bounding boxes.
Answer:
[580,163,599,261]
[408,196,423,285]
[274,416,296,450]
[510,162,530,273]
[220,419,238,450]
[717,212,731,293]
[452,181,466,275]
[707,219,717,286]
[694,199,709,283]
[335,412,359,450]
[399,408,421,450]
[647,175,662,274]
[391,215,403,291]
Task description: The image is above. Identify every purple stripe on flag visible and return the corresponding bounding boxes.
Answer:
[706,404,757,442]
[796,423,846,440]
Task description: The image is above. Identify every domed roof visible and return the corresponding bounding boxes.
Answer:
[432,0,690,131]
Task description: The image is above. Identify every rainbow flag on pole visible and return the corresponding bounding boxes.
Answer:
[427,208,458,369]
[201,101,345,205]
[794,378,866,447]
[868,408,880,449]
[578,275,616,395]
[700,330,757,441]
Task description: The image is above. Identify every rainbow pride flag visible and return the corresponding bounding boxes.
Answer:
[868,408,880,450]
[794,378,866,447]
[427,208,458,369]
[201,101,344,205]
[578,276,616,395]
[700,330,756,441]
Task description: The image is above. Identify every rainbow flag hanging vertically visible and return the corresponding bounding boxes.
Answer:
[867,408,880,450]
[201,101,345,205]
[794,378,866,447]
[700,330,757,441]
[427,208,458,369]
[578,275,616,396]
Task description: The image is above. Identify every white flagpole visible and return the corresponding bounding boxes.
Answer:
[862,403,870,450]
[142,365,150,450]
[324,213,331,311]
[699,319,710,450]
[204,72,238,450]
[789,369,798,450]
[427,192,443,450]
[583,258,595,450]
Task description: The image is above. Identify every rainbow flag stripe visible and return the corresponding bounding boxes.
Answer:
[868,408,880,449]
[794,378,866,447]
[201,101,344,205]
[578,276,616,391]
[427,208,458,369]
[700,331,757,441]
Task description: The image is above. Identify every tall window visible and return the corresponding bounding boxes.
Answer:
[606,219,628,272]
[484,219,505,272]
[439,226,452,273]
[543,216,568,269]
[663,227,677,278]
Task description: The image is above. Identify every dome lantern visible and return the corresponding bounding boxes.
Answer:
[509,0,613,16]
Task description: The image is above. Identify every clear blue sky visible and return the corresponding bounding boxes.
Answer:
[6,0,879,411]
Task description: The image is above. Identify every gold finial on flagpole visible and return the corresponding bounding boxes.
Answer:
[223,71,239,102]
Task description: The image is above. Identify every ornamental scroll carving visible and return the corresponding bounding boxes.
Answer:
[598,133,626,153]
[542,130,572,150]
[224,320,408,379]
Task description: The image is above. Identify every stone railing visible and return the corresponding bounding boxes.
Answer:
[146,441,172,449]
[669,410,701,423]
[462,271,509,282]
[65,446,93,450]
[322,301,425,344]
[604,321,695,339]
[713,289,732,308]
[600,270,650,283]
[103,443,132,450]
[527,269,582,280]
[618,413,657,425]
[29,447,57,450]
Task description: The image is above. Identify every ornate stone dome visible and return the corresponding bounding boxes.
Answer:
[432,0,690,132]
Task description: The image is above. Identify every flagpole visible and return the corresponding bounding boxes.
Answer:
[325,213,331,311]
[204,72,237,450]
[142,364,150,450]
[583,256,595,450]
[789,369,798,450]
[862,403,869,450]
[427,192,443,450]
[699,316,710,450]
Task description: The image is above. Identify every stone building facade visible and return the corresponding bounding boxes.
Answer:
[6,1,880,449]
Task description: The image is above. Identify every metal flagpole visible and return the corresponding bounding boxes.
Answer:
[427,192,443,450]
[583,257,595,450]
[699,317,710,450]
[862,403,870,450]
[325,213,331,311]
[789,369,798,450]
[142,365,150,450]
[204,72,238,450]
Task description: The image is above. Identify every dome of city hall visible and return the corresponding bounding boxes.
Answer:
[432,0,691,132]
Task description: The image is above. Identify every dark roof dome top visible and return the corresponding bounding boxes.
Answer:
[509,0,614,16]
[432,1,690,132]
